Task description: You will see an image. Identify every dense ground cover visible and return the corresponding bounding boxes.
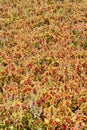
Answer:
[0,0,87,129]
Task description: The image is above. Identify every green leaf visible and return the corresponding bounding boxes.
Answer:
[0,57,2,61]
[45,34,53,43]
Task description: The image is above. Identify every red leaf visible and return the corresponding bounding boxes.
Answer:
[26,62,33,69]
[33,88,37,94]
[37,99,42,107]
[64,85,68,90]
[62,124,66,130]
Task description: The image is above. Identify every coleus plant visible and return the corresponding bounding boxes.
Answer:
[0,0,87,129]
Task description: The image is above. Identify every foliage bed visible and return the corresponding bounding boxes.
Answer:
[0,0,87,129]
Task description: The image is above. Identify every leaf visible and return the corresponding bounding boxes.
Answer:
[45,34,53,43]
[44,118,49,124]
[0,57,2,62]
[55,118,60,122]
